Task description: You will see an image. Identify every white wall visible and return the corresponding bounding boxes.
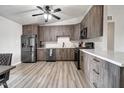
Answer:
[102,6,108,51]
[0,16,22,65]
[106,5,124,52]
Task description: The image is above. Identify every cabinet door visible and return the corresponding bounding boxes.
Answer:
[69,26,74,40]
[80,51,84,71]
[56,48,66,61]
[39,27,44,42]
[23,25,38,35]
[66,48,74,60]
[87,10,92,38]
[37,49,46,61]
[70,48,75,60]
[62,26,68,36]
[23,25,32,35]
[62,49,67,60]
[83,53,90,80]
[90,5,103,38]
[73,24,80,40]
[95,5,103,37]
[56,48,74,61]
[32,25,38,35]
[102,61,120,88]
[56,49,61,60]
[57,26,63,36]
[51,26,57,41]
[41,27,48,42]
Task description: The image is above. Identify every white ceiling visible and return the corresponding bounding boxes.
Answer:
[0,5,90,25]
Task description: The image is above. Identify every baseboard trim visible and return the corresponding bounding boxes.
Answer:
[12,61,21,66]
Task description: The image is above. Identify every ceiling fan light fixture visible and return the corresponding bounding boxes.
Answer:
[44,13,48,20]
[48,14,52,20]
[33,6,62,22]
[51,9,54,13]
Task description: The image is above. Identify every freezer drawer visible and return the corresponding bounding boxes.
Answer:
[21,51,36,63]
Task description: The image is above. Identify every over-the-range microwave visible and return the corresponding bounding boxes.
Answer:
[80,27,87,39]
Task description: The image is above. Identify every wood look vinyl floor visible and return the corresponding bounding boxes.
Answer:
[1,62,88,88]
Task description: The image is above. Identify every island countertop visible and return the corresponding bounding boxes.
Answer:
[80,49,124,67]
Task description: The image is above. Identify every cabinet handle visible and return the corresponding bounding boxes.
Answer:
[93,58,100,62]
[93,69,99,75]
[93,82,97,88]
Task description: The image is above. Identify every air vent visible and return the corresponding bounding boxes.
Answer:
[107,16,113,21]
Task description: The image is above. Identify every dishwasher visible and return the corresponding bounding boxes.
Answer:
[46,48,56,62]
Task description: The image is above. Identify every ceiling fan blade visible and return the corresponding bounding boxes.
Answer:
[54,8,61,13]
[51,14,61,20]
[36,6,44,12]
[32,13,44,16]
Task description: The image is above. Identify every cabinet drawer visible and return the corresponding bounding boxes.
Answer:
[90,56,106,88]
[92,57,104,76]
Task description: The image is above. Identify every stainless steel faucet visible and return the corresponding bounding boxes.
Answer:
[62,42,65,48]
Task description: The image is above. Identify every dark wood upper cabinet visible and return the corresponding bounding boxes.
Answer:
[73,23,81,40]
[81,5,103,39]
[38,25,74,42]
[23,24,39,47]
[23,24,39,35]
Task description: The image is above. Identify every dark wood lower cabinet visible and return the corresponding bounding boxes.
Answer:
[37,49,46,61]
[37,48,74,61]
[55,48,75,61]
[80,51,124,88]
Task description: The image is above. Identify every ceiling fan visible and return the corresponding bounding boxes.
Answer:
[32,5,62,22]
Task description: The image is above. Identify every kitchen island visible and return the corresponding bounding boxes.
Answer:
[80,49,124,88]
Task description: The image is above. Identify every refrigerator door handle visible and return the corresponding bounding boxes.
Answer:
[29,46,32,51]
[50,49,53,56]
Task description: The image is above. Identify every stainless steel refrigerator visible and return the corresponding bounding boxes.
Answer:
[21,35,37,63]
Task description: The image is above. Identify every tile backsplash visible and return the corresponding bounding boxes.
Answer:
[81,36,103,50]
[45,37,77,48]
[44,36,103,49]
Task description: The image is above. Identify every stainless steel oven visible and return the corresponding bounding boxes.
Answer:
[74,48,81,70]
[74,42,94,70]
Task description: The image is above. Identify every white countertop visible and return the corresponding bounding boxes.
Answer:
[37,47,75,49]
[80,49,124,67]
